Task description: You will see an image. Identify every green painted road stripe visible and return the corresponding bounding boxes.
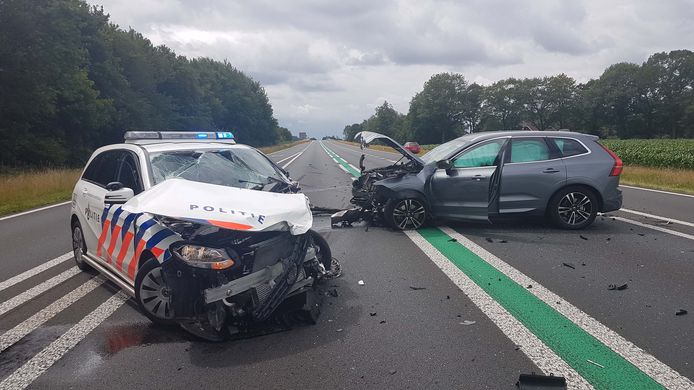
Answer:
[320,142,361,177]
[418,227,663,389]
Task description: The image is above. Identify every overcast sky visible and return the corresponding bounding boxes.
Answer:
[89,0,694,138]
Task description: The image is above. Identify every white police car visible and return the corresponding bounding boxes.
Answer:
[70,131,332,340]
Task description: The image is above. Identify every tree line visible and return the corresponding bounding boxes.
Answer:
[0,0,289,167]
[343,50,694,144]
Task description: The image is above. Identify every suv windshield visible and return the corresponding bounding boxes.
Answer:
[149,148,285,191]
[421,138,468,163]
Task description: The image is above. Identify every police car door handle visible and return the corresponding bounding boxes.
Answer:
[82,188,89,194]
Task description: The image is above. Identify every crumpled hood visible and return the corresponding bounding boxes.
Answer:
[355,131,424,166]
[122,178,312,235]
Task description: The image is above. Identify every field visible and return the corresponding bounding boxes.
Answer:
[0,168,82,216]
[600,139,694,170]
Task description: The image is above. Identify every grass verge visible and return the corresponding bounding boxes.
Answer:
[620,165,694,195]
[0,169,82,217]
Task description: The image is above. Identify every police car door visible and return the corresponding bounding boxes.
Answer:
[78,150,121,257]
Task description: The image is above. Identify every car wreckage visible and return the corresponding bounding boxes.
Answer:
[70,131,337,341]
[332,130,622,230]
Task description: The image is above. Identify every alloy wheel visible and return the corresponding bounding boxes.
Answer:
[557,192,592,226]
[392,199,426,230]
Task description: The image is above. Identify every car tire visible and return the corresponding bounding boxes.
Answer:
[548,186,598,230]
[71,222,91,271]
[309,229,332,270]
[384,198,427,230]
[135,258,176,326]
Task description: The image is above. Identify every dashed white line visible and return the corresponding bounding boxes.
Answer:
[404,230,592,390]
[0,277,105,352]
[0,252,73,292]
[0,202,72,221]
[619,208,694,228]
[620,184,694,199]
[0,291,128,390]
[282,143,312,169]
[441,226,694,390]
[0,267,81,316]
[275,151,302,164]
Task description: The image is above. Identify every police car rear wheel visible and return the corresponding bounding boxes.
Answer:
[71,224,90,271]
[135,258,175,325]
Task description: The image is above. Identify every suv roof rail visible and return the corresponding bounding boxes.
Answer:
[124,131,236,145]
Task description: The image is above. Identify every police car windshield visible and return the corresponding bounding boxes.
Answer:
[149,148,284,191]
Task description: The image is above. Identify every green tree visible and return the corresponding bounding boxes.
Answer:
[407,73,468,144]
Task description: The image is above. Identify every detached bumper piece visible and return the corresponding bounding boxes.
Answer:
[516,373,567,389]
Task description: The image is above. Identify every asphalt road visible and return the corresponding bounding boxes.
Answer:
[0,140,692,389]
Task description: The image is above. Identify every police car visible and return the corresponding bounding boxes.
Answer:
[70,131,332,340]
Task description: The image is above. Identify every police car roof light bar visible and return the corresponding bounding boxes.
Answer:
[124,131,235,144]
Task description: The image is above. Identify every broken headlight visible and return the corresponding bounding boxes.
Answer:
[176,245,235,270]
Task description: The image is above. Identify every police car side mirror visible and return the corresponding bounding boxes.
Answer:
[104,183,134,205]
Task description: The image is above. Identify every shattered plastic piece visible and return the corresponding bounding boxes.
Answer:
[485,237,494,243]
[562,262,576,269]
[579,235,589,240]
[448,238,458,242]
[500,240,508,243]
[676,309,688,316]
[336,328,344,332]
[379,320,386,324]
[388,370,397,375]
[638,233,646,236]
[587,359,605,368]
[526,284,533,289]
[369,312,377,316]
[459,320,476,326]
[606,237,611,241]
[358,280,365,286]
[409,286,427,290]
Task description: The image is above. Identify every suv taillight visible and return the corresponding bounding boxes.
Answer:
[597,143,623,176]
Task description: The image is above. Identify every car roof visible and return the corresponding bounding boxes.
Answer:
[454,130,598,143]
[98,142,255,154]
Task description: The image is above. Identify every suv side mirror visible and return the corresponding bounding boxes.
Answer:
[436,159,452,170]
[105,182,134,204]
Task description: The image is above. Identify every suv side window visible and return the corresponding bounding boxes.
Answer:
[509,138,550,163]
[117,153,143,194]
[551,138,589,157]
[453,139,505,168]
[82,151,121,187]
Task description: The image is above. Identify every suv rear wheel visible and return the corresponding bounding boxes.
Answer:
[548,186,598,230]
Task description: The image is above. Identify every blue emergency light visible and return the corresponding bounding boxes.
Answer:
[124,131,236,144]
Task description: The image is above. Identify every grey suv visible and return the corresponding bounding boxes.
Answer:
[346,131,623,230]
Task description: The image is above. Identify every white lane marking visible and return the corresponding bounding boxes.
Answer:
[441,226,694,390]
[0,202,71,222]
[0,252,73,292]
[0,292,127,390]
[275,151,302,164]
[404,230,592,390]
[619,208,694,228]
[321,142,362,173]
[608,215,694,241]
[620,185,694,199]
[0,277,105,352]
[282,143,312,169]
[0,267,81,316]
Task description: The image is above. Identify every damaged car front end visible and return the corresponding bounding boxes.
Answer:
[331,131,428,229]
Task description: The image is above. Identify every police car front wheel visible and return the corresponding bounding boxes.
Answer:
[135,258,176,325]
